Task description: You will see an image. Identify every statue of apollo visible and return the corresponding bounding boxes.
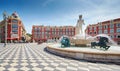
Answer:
[76,15,85,34]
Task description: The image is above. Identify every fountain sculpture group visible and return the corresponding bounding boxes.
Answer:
[60,36,110,50]
[46,15,120,63]
[60,15,111,50]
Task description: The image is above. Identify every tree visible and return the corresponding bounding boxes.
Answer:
[26,33,32,37]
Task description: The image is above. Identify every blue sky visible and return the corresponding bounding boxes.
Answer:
[0,0,120,34]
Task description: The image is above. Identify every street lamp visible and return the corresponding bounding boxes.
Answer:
[10,31,13,43]
[3,11,8,46]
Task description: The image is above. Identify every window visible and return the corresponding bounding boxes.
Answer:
[52,31,55,34]
[35,32,38,35]
[72,28,74,31]
[37,28,39,32]
[58,32,59,35]
[42,35,44,38]
[38,32,40,35]
[12,19,18,23]
[116,23,120,27]
[61,32,62,35]
[66,32,68,35]
[70,32,72,35]
[99,26,102,29]
[42,32,44,35]
[117,28,120,33]
[12,30,18,32]
[12,24,18,33]
[104,30,108,34]
[54,32,56,35]
[39,27,41,31]
[46,28,50,32]
[94,27,96,30]
[42,28,44,31]
[104,25,106,29]
[59,29,62,32]
[67,28,69,32]
[104,25,108,29]
[12,24,18,28]
[72,32,74,35]
[68,32,70,35]
[66,28,69,33]
[90,27,92,30]
[52,28,55,32]
[118,35,120,38]
[110,29,114,33]
[35,35,37,38]
[98,30,102,34]
[110,24,114,28]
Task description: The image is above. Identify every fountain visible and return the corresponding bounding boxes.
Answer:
[70,34,90,47]
[46,15,120,63]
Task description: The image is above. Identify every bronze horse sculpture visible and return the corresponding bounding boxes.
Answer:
[61,37,70,47]
[91,37,110,50]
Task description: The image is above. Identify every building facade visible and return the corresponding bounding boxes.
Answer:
[85,18,120,44]
[0,12,26,43]
[32,25,76,42]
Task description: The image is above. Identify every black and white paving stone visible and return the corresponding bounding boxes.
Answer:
[0,43,120,71]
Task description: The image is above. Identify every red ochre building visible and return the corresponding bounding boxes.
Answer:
[0,12,26,43]
[85,18,120,44]
[32,25,76,42]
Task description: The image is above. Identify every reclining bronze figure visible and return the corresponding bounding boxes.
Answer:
[91,37,110,50]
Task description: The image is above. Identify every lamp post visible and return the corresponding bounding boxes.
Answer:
[3,11,8,46]
[11,32,12,43]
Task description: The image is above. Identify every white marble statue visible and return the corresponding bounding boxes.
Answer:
[76,15,85,34]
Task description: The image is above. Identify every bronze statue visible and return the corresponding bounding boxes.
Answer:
[91,36,110,50]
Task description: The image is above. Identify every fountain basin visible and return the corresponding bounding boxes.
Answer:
[46,43,120,63]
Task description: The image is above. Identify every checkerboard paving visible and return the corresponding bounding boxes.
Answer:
[0,43,120,71]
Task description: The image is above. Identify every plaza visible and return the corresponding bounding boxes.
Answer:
[0,0,120,71]
[0,43,120,71]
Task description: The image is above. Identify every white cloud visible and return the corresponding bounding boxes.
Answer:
[42,0,54,7]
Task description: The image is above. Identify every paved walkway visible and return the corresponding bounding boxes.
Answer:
[0,43,120,71]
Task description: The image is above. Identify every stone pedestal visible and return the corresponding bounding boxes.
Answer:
[70,39,90,47]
